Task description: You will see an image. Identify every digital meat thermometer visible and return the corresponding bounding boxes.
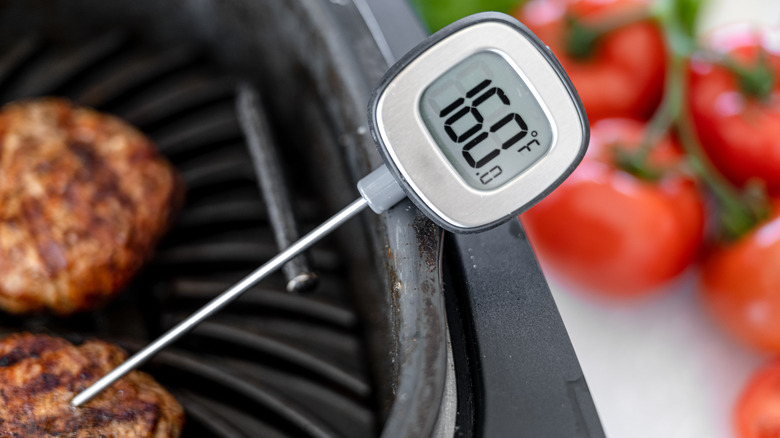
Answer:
[72,11,588,407]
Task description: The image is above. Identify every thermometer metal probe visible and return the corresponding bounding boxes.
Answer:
[71,168,403,407]
[72,11,588,407]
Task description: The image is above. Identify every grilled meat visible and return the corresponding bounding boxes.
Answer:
[0,98,183,314]
[0,333,184,438]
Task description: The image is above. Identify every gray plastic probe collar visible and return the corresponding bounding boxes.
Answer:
[357,165,407,214]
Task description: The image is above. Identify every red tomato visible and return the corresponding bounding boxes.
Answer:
[688,24,780,194]
[521,119,705,298]
[515,0,666,122]
[701,200,780,352]
[735,358,780,438]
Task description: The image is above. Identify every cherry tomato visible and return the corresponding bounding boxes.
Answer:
[735,358,780,438]
[521,119,705,298]
[701,200,780,352]
[515,0,666,122]
[688,24,780,194]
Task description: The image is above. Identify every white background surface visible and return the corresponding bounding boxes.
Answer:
[550,1,780,437]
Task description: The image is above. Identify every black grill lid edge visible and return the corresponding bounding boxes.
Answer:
[445,218,605,438]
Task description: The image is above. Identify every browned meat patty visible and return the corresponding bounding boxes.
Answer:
[0,333,184,437]
[0,98,183,314]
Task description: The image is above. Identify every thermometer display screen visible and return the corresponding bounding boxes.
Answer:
[420,51,553,190]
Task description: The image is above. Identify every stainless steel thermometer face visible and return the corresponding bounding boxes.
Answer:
[369,12,588,233]
[71,12,589,407]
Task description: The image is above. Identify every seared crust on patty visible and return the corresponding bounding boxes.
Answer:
[0,98,183,314]
[0,333,184,438]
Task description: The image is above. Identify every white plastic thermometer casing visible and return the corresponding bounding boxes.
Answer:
[368,12,588,233]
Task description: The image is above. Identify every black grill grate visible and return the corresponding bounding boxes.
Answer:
[0,34,376,438]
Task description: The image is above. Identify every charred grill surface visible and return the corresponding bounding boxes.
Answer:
[0,34,376,438]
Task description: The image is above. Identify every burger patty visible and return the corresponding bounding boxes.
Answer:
[0,98,183,314]
[0,333,184,437]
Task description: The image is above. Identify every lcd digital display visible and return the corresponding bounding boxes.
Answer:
[420,51,553,190]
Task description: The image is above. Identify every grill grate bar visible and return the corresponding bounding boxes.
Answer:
[153,102,242,156]
[178,392,290,438]
[178,148,257,189]
[142,348,342,438]
[1,32,126,102]
[177,198,268,228]
[175,391,251,438]
[119,74,236,130]
[169,279,356,328]
[230,360,376,438]
[176,197,322,230]
[192,321,370,397]
[73,45,200,109]
[165,312,364,372]
[0,36,40,90]
[155,241,342,272]
[237,83,318,293]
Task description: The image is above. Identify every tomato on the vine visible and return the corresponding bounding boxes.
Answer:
[735,358,780,438]
[701,201,780,352]
[521,118,705,298]
[688,24,780,194]
[515,0,666,122]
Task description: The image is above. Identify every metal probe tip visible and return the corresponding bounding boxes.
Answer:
[70,197,369,407]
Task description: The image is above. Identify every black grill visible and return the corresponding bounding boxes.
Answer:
[0,34,376,438]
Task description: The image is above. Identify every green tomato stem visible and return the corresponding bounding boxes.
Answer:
[670,52,765,240]
[721,49,777,101]
[631,46,684,160]
[637,0,767,240]
[612,21,681,182]
[676,111,759,239]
